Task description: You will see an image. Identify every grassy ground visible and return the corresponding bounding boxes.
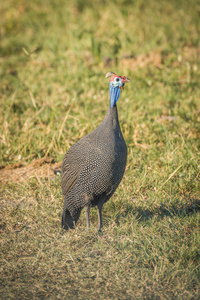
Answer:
[0,0,200,298]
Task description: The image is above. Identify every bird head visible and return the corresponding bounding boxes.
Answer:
[105,71,131,108]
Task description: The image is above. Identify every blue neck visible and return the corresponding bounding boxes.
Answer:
[109,83,121,108]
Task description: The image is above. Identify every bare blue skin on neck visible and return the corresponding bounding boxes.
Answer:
[109,81,121,108]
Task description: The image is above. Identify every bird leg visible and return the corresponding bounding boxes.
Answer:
[85,205,90,228]
[97,200,104,231]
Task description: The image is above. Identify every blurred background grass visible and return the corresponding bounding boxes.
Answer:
[0,0,200,299]
[0,0,199,164]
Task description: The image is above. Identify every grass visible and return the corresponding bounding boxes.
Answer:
[0,0,200,298]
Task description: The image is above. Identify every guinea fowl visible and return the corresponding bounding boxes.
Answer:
[61,71,131,230]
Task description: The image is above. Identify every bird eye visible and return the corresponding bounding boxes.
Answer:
[116,78,119,82]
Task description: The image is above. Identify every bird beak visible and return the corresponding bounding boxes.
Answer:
[122,77,131,83]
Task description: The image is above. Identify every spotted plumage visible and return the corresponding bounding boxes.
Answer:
[61,71,131,230]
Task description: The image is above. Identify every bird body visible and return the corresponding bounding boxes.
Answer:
[61,72,130,230]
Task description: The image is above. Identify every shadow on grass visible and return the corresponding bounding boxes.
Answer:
[114,199,200,225]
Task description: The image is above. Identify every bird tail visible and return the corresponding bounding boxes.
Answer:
[62,209,74,230]
[62,208,82,230]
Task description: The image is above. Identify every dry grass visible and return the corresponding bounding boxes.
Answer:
[0,157,61,183]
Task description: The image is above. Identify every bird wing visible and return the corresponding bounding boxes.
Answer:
[61,122,107,196]
[61,137,91,196]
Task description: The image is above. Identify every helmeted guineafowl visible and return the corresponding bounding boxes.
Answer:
[61,71,131,230]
